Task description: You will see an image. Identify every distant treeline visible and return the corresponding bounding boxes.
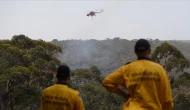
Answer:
[51,38,190,75]
[0,35,190,110]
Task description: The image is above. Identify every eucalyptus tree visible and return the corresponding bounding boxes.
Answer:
[70,65,124,110]
[0,35,62,110]
[151,42,190,80]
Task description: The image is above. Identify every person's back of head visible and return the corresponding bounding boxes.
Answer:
[56,65,70,81]
[134,39,151,58]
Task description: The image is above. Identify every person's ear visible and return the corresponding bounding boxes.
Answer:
[67,75,71,80]
[148,48,151,54]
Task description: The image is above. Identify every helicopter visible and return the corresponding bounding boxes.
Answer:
[87,9,104,20]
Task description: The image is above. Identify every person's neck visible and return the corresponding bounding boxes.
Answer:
[57,80,68,85]
[137,54,150,60]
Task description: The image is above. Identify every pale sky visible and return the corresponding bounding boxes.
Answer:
[0,0,190,41]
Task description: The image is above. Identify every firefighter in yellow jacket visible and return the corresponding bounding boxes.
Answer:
[103,39,174,110]
[40,65,85,110]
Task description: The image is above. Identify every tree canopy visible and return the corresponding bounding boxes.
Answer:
[0,36,190,110]
[0,35,62,110]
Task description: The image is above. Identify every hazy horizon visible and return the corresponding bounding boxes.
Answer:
[0,0,190,41]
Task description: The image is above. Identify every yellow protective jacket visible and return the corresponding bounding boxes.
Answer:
[40,83,85,110]
[103,58,174,110]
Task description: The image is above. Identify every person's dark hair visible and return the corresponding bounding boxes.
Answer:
[135,39,150,53]
[56,65,70,80]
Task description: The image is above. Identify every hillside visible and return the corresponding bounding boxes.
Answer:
[52,38,190,75]
[0,36,190,110]
[181,40,190,43]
